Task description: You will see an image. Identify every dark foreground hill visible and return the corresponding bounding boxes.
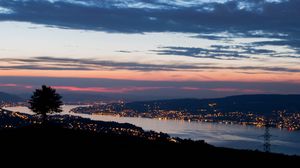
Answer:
[0,124,299,163]
[0,109,299,163]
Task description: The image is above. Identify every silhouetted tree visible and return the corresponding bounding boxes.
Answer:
[29,85,63,124]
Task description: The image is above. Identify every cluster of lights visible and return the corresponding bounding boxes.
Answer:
[72,102,300,131]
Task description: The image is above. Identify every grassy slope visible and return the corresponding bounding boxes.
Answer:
[0,124,299,163]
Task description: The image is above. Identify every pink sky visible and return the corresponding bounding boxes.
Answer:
[1,69,300,83]
[0,82,270,94]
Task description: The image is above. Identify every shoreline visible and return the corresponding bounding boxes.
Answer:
[76,111,297,132]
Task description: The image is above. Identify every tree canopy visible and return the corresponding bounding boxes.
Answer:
[29,85,63,123]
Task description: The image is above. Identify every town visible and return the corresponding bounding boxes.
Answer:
[71,101,300,131]
[0,107,172,142]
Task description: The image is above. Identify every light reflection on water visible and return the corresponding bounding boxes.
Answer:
[4,105,300,156]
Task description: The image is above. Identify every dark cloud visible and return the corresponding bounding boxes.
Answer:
[153,46,247,60]
[0,64,91,71]
[0,0,299,34]
[252,39,300,55]
[115,50,133,53]
[2,56,300,73]
[153,45,276,60]
[0,0,299,56]
[1,76,300,100]
[1,56,206,71]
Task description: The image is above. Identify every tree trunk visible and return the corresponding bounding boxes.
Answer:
[42,113,47,125]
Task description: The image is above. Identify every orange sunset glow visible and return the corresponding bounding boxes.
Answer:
[1,69,300,83]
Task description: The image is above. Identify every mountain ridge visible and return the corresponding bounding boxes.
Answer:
[124,94,300,115]
[0,92,23,103]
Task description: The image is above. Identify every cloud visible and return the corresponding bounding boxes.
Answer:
[0,82,174,94]
[1,76,300,99]
[181,86,265,94]
[0,82,270,95]
[252,40,300,56]
[1,56,205,71]
[0,83,18,87]
[0,6,14,14]
[2,84,264,94]
[115,50,134,53]
[153,45,276,60]
[0,0,299,34]
[0,64,92,71]
[0,83,32,89]
[52,85,173,93]
[1,0,299,56]
[2,56,300,73]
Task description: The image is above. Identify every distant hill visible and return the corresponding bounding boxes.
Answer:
[0,92,23,103]
[125,94,300,115]
[17,92,110,103]
[18,92,193,103]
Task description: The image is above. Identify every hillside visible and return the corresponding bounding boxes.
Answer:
[0,92,23,103]
[0,124,299,162]
[0,108,299,163]
[125,94,300,115]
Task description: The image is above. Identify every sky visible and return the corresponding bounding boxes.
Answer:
[0,0,300,100]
